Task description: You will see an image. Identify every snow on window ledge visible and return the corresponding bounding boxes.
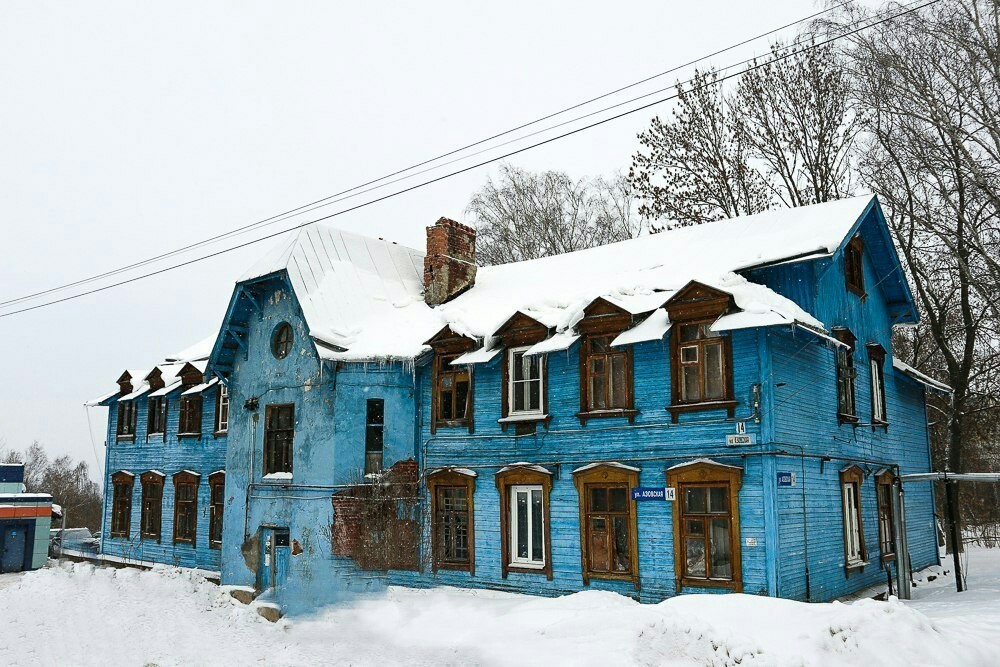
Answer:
[263,472,293,481]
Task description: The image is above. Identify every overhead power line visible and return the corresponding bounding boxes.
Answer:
[0,1,855,311]
[0,0,935,320]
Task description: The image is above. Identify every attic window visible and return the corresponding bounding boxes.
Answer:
[845,236,865,296]
[272,323,293,360]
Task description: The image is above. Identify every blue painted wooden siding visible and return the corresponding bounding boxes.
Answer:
[392,329,770,599]
[102,388,227,571]
[218,274,418,612]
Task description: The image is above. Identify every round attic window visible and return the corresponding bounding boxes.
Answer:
[272,323,293,360]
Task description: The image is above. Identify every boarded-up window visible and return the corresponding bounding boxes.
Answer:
[140,473,163,540]
[179,396,202,435]
[264,404,294,475]
[110,472,133,537]
[173,472,199,544]
[209,472,225,549]
[365,399,384,475]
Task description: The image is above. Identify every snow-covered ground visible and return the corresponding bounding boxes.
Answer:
[1,549,998,666]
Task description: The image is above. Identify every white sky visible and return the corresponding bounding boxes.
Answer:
[0,0,824,477]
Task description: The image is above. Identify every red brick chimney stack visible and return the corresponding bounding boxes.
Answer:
[423,217,477,306]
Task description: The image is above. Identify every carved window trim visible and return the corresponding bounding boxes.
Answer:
[139,471,164,541]
[666,460,743,592]
[840,465,868,570]
[495,466,552,579]
[427,328,477,433]
[172,471,199,546]
[668,321,736,421]
[573,463,640,588]
[427,469,476,574]
[110,471,133,538]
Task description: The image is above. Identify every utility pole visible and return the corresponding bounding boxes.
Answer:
[944,480,965,593]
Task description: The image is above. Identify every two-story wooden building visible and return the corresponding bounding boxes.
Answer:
[92,194,944,611]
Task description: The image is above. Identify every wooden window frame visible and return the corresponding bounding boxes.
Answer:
[263,403,295,476]
[172,471,199,545]
[272,322,294,360]
[178,395,203,437]
[573,463,639,588]
[575,299,637,425]
[147,396,168,437]
[666,460,743,592]
[669,320,735,418]
[845,235,865,296]
[214,383,230,434]
[139,471,164,541]
[496,466,552,579]
[427,469,476,574]
[506,346,545,417]
[208,471,225,550]
[868,344,888,426]
[840,465,868,570]
[116,401,137,441]
[495,312,551,433]
[834,329,858,424]
[664,283,738,422]
[876,470,896,562]
[365,398,385,476]
[109,471,133,538]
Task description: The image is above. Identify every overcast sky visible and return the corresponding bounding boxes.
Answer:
[0,0,823,477]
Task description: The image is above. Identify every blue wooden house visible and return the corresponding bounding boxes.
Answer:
[92,342,229,572]
[92,193,944,610]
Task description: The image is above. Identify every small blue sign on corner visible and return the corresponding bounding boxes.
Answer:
[631,487,676,501]
[777,471,797,487]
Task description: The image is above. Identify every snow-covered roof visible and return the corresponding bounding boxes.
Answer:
[893,359,953,394]
[89,351,210,406]
[224,195,878,364]
[240,224,439,362]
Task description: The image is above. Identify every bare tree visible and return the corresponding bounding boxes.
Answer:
[629,41,858,226]
[1,441,103,530]
[838,0,1000,563]
[629,69,771,226]
[466,164,643,265]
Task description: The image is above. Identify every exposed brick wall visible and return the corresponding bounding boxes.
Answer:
[424,217,477,306]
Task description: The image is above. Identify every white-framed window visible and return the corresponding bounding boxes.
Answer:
[215,384,230,433]
[509,484,545,568]
[842,480,864,565]
[508,347,544,415]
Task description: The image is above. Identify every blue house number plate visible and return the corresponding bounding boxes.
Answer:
[631,487,676,501]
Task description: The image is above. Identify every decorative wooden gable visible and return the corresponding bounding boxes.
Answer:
[116,371,133,396]
[424,325,477,354]
[663,282,734,322]
[577,297,634,335]
[178,363,204,389]
[493,311,549,348]
[145,368,165,392]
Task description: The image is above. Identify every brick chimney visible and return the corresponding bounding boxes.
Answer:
[423,217,477,306]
